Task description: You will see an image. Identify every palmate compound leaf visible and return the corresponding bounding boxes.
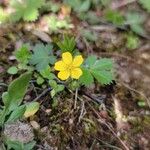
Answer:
[79,56,114,86]
[10,0,44,22]
[30,44,56,71]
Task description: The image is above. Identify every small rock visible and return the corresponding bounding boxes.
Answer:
[30,121,40,130]
[4,121,34,143]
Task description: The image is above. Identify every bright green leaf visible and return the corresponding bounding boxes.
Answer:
[6,105,26,123]
[79,68,94,86]
[57,35,76,53]
[7,66,18,75]
[15,45,31,64]
[10,0,44,22]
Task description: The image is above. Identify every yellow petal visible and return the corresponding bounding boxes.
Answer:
[62,52,72,64]
[71,68,82,79]
[58,70,70,80]
[72,55,83,67]
[54,61,67,71]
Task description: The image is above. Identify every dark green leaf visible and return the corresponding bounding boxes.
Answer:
[30,44,56,71]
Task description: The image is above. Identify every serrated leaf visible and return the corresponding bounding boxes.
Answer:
[91,70,113,85]
[139,0,150,12]
[15,45,31,64]
[30,44,56,71]
[93,58,113,70]
[57,35,76,53]
[24,102,40,118]
[7,72,32,111]
[85,55,97,68]
[6,105,26,123]
[10,0,44,22]
[79,68,94,86]
[83,56,114,85]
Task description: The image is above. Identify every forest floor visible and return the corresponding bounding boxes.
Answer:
[0,0,150,149]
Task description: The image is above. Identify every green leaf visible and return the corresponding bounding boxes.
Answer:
[126,12,145,35]
[78,0,91,12]
[57,35,76,53]
[82,56,114,85]
[24,141,36,150]
[10,0,44,22]
[126,33,139,49]
[24,102,40,118]
[7,66,18,75]
[15,45,31,64]
[64,0,91,13]
[105,10,124,25]
[81,29,98,42]
[139,0,150,12]
[91,70,113,85]
[137,101,146,107]
[36,76,44,85]
[7,72,32,111]
[85,55,97,68]
[6,105,26,123]
[47,15,73,32]
[5,139,24,150]
[40,66,55,80]
[2,92,9,106]
[79,68,94,86]
[30,44,56,71]
[93,58,113,70]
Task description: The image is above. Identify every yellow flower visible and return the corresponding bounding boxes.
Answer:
[54,52,83,80]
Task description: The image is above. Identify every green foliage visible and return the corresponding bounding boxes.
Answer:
[42,1,60,13]
[30,44,56,71]
[57,35,76,53]
[125,12,145,35]
[47,15,73,32]
[139,0,150,12]
[49,80,64,98]
[10,0,44,22]
[81,29,98,42]
[64,0,91,13]
[105,10,124,25]
[0,72,32,126]
[15,45,31,65]
[126,33,139,49]
[6,105,26,123]
[80,56,114,86]
[0,7,8,24]
[7,66,18,75]
[40,66,55,80]
[5,139,36,150]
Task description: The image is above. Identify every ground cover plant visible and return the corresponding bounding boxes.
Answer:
[0,0,150,149]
